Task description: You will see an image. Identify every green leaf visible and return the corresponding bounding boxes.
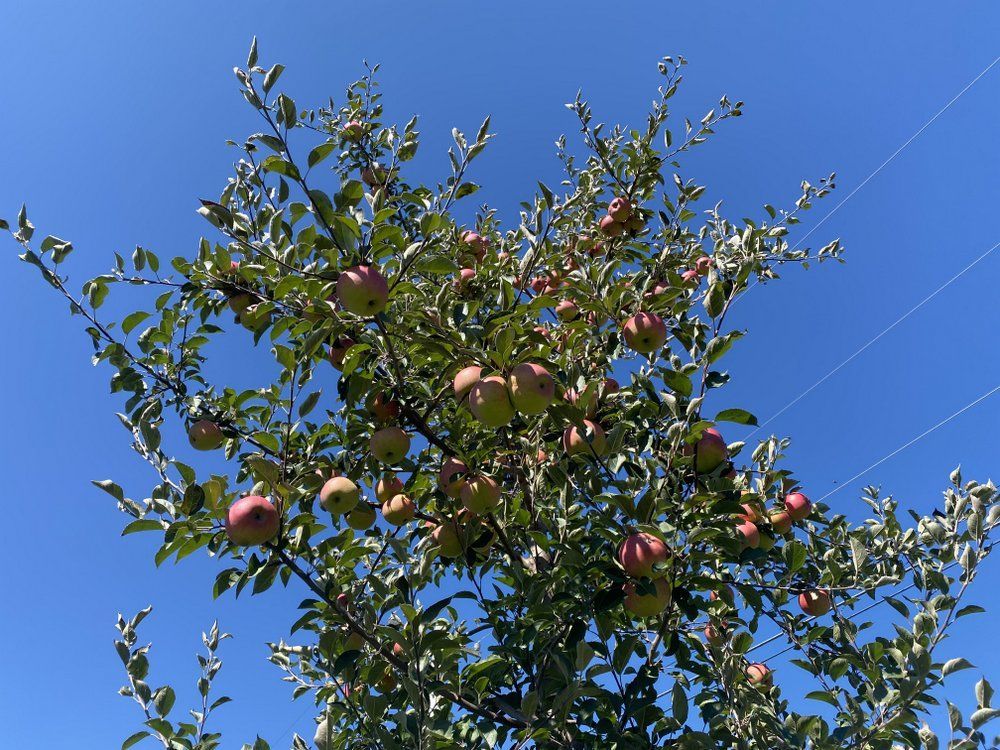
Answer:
[714,408,757,426]
[308,143,336,169]
[122,311,151,335]
[943,657,975,677]
[971,707,1000,729]
[152,686,175,717]
[783,540,807,572]
[122,731,150,750]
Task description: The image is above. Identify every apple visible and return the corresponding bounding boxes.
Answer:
[681,269,700,286]
[453,366,483,401]
[618,532,670,578]
[646,280,671,298]
[375,474,405,503]
[329,336,356,370]
[739,499,764,524]
[563,420,607,457]
[319,476,360,515]
[555,299,579,321]
[226,495,280,546]
[695,255,713,275]
[622,312,667,353]
[599,214,624,237]
[784,492,812,521]
[607,196,633,222]
[624,578,672,617]
[469,376,515,427]
[370,427,410,464]
[188,419,224,450]
[362,163,389,187]
[336,265,389,316]
[345,631,365,651]
[336,592,351,610]
[747,663,772,688]
[736,521,760,550]
[368,393,400,423]
[460,231,489,261]
[709,586,735,607]
[769,510,793,535]
[536,449,548,464]
[689,427,727,473]
[346,504,376,530]
[454,267,476,291]
[227,292,253,316]
[460,475,501,514]
[757,531,776,551]
[528,276,548,294]
[704,622,726,646]
[381,494,415,525]
[343,120,364,141]
[798,589,831,616]
[439,458,469,498]
[430,520,464,558]
[509,363,555,414]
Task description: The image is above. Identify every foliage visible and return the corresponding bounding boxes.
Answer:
[9,40,1000,750]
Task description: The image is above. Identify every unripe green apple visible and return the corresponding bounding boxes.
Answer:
[370,427,410,464]
[346,503,376,530]
[430,520,464,558]
[319,476,360,515]
[509,363,555,415]
[769,510,793,535]
[460,475,501,514]
[469,376,515,427]
[188,419,224,450]
[624,578,672,617]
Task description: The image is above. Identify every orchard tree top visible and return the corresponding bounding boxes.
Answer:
[8,41,1000,750]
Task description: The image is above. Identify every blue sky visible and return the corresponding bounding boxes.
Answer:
[2,1,999,746]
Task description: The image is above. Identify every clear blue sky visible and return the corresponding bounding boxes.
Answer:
[2,1,999,746]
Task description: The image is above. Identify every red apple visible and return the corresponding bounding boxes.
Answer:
[188,419,224,450]
[747,663,772,688]
[439,458,469,498]
[319,476,360,515]
[375,475,405,503]
[624,578,672,617]
[461,475,501,514]
[342,120,364,141]
[368,393,400,423]
[226,495,279,546]
[361,163,389,187]
[509,363,555,415]
[430,520,464,558]
[695,255,713,275]
[784,492,812,521]
[329,336,356,370]
[454,267,476,291]
[381,494,415,525]
[681,269,700,286]
[607,197,633,222]
[704,622,726,646]
[336,265,389,316]
[769,510,793,535]
[370,427,410,465]
[563,420,607,457]
[688,427,727,473]
[555,299,579,321]
[618,532,670,578]
[469,376,515,427]
[736,521,760,550]
[460,231,489,261]
[622,312,667,353]
[798,589,831,616]
[453,365,483,401]
[599,214,624,237]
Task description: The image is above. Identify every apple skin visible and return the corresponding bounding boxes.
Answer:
[618,532,670,578]
[319,476,360,515]
[622,312,667,353]
[368,393,400,423]
[454,267,476,291]
[460,231,489,261]
[381,494,415,525]
[228,293,253,315]
[736,521,760,550]
[784,492,812,521]
[688,427,727,473]
[599,214,624,237]
[624,578,672,617]
[329,336,356,370]
[453,366,483,401]
[681,269,700,286]
[747,663,772,688]
[430,520,465,558]
[607,196,633,222]
[704,622,726,646]
[226,495,280,546]
[343,120,364,141]
[188,420,224,450]
[461,475,501,514]
[346,504,376,530]
[362,163,389,187]
[375,475,405,503]
[555,299,580,321]
[439,458,469,498]
[370,427,410,465]
[509,363,555,414]
[769,510,793,535]
[563,420,607,457]
[739,500,763,524]
[336,265,389,316]
[695,255,713,275]
[469,376,515,427]
[798,589,831,616]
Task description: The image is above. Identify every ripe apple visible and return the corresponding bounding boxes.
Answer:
[460,475,501,514]
[439,458,469,498]
[343,120,364,141]
[695,255,713,275]
[375,474,405,503]
[329,336,356,370]
[798,589,831,616]
[784,492,812,521]
[381,494,415,525]
[528,276,548,294]
[226,495,280,546]
[747,663,772,688]
[319,476,360,515]
[689,427,727,473]
[608,196,633,222]
[469,376,515,427]
[453,365,483,401]
[624,578,672,617]
[367,392,400,423]
[599,215,624,237]
[336,265,389,316]
[681,269,700,286]
[736,521,760,550]
[346,503,376,530]
[555,299,579,321]
[370,427,410,464]
[769,510,793,535]
[622,312,667,353]
[430,520,464,558]
[188,419,224,450]
[509,363,555,414]
[460,231,489,261]
[454,267,476,291]
[618,532,670,578]
[704,622,726,646]
[563,420,607,457]
[739,499,764,524]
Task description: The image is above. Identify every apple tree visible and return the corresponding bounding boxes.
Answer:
[9,41,1000,750]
